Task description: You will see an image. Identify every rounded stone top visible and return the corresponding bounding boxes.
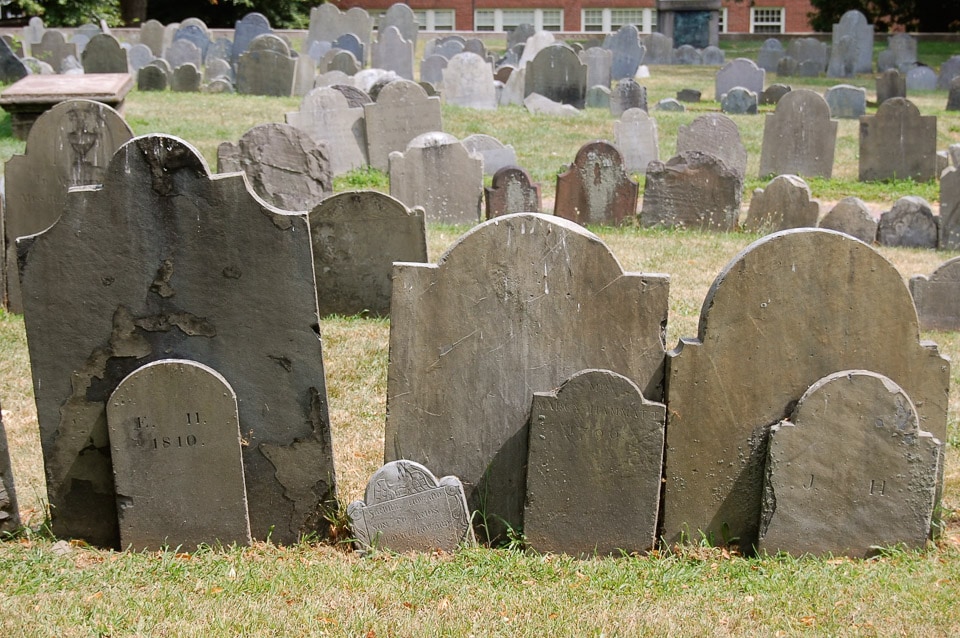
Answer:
[406,131,458,150]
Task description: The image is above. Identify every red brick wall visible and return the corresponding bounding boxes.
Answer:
[726,0,815,34]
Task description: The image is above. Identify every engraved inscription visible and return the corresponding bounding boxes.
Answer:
[870,479,886,496]
[803,474,814,490]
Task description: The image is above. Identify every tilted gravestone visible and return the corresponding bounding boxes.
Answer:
[938,55,960,90]
[579,47,612,90]
[0,410,20,534]
[524,369,665,557]
[720,87,758,115]
[138,62,169,91]
[758,370,940,558]
[385,213,669,542]
[0,36,28,84]
[614,108,659,175]
[641,151,743,232]
[911,257,960,331]
[859,98,937,182]
[462,133,517,176]
[443,52,496,110]
[554,140,639,226]
[602,25,645,81]
[363,79,441,171]
[217,123,331,212]
[171,63,202,92]
[876,68,906,105]
[485,166,542,218]
[81,33,127,73]
[827,10,873,77]
[676,113,747,179]
[818,196,877,244]
[232,12,272,65]
[18,135,337,547]
[525,44,587,109]
[663,229,949,550]
[906,65,937,92]
[876,196,938,249]
[107,359,251,551]
[347,460,473,553]
[743,174,820,233]
[715,58,764,100]
[757,38,784,72]
[609,79,647,117]
[285,87,367,175]
[759,89,837,179]
[389,132,482,224]
[824,84,866,119]
[236,34,296,97]
[308,190,427,317]
[4,100,133,314]
[371,25,413,80]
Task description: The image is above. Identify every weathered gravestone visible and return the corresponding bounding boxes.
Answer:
[676,88,701,103]
[306,4,373,55]
[32,30,76,73]
[948,77,960,112]
[0,410,20,534]
[720,87,758,115]
[715,58,764,100]
[876,196,938,249]
[610,79,647,117]
[309,190,426,317]
[518,31,556,69]
[204,57,234,83]
[81,33,127,73]
[138,19,165,57]
[371,26,413,80]
[363,79,441,171]
[906,65,937,92]
[525,92,582,117]
[389,132,482,224]
[554,141,639,226]
[173,23,210,59]
[702,45,725,66]
[385,213,669,542]
[507,23,536,51]
[0,37,28,84]
[818,196,877,244]
[236,34,296,97]
[827,10,874,77]
[204,78,234,94]
[910,257,960,331]
[673,45,701,65]
[107,359,251,551]
[285,87,367,175]
[321,49,360,76]
[579,47,612,90]
[676,113,746,179]
[217,123,331,212]
[883,33,918,71]
[585,85,611,109]
[643,32,673,65]
[18,135,337,548]
[419,54,447,86]
[776,56,798,77]
[232,12,272,65]
[825,84,866,119]
[760,89,837,179]
[663,229,949,550]
[462,134,517,176]
[21,16,45,55]
[655,98,684,112]
[171,63,201,92]
[757,38,784,72]
[524,369,665,557]
[760,83,791,106]
[430,35,465,60]
[614,108,659,175]
[525,44,587,109]
[743,174,819,233]
[758,371,940,558]
[347,460,473,553]
[127,43,154,74]
[603,25,645,81]
[877,68,906,105]
[137,63,169,91]
[380,2,419,46]
[443,52,496,110]
[485,166,542,218]
[859,98,937,182]
[940,167,960,250]
[4,100,133,314]
[641,151,742,231]
[332,33,365,67]
[786,37,828,76]
[937,55,960,90]
[329,83,372,108]
[164,38,202,71]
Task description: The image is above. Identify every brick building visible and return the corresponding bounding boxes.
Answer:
[330,1,818,34]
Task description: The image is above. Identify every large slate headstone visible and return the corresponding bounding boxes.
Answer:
[609,79,647,117]
[371,25,413,80]
[758,371,940,558]
[107,359,251,551]
[285,87,367,176]
[877,68,906,105]
[347,460,473,553]
[18,135,337,547]
[859,98,937,182]
[525,44,587,109]
[232,12,272,65]
[676,113,747,179]
[554,141,639,226]
[663,229,949,549]
[484,166,542,218]
[363,79,442,171]
[614,108,659,175]
[743,174,819,233]
[236,34,296,97]
[0,410,20,534]
[579,47,612,90]
[876,196,938,249]
[81,33,127,74]
[825,84,866,119]
[759,89,837,179]
[602,25,645,81]
[385,213,669,542]
[818,197,877,244]
[640,151,743,232]
[443,52,496,110]
[309,190,426,317]
[715,58,764,100]
[462,133,517,176]
[524,369,665,557]
[827,10,874,77]
[911,257,960,331]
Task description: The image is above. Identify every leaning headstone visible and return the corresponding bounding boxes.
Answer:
[236,34,296,97]
[720,87,758,115]
[614,108,659,175]
[285,87,367,175]
[609,79,647,117]
[524,369,665,557]
[603,25,645,81]
[385,213,669,542]
[906,65,937,92]
[911,257,960,330]
[757,38,784,72]
[462,134,516,176]
[555,141,639,226]
[19,135,337,548]
[309,191,426,317]
[363,80,442,171]
[164,38,202,70]
[663,229,949,549]
[31,30,76,73]
[641,151,743,232]
[758,370,940,558]
[676,113,747,179]
[760,83,791,106]
[759,89,837,179]
[937,55,960,90]
[818,197,877,244]
[0,37,28,84]
[171,63,201,92]
[138,63,169,91]
[348,460,472,553]
[579,47,612,90]
[824,84,866,119]
[485,166,541,218]
[744,174,819,233]
[81,33,126,73]
[443,52,496,110]
[859,98,937,182]
[525,44,587,109]
[232,12,272,65]
[107,360,251,551]
[876,196,938,249]
[716,58,764,100]
[877,68,906,105]
[828,10,874,77]
[371,25,413,80]
[673,45,701,65]
[643,32,673,65]
[0,410,20,534]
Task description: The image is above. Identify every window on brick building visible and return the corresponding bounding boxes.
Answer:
[750,7,785,34]
[475,8,563,32]
[718,8,728,33]
[580,8,655,32]
[413,9,455,30]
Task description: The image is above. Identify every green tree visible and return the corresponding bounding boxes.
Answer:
[809,0,960,33]
[8,0,121,26]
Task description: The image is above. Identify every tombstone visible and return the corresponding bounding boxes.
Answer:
[507,23,536,51]
[20,57,53,75]
[947,77,960,112]
[720,87,758,115]
[232,12,271,65]
[127,43,154,74]
[324,49,361,76]
[18,135,337,548]
[0,37,28,84]
[609,79,647,117]
[308,191,426,317]
[389,132,482,225]
[371,26,413,80]
[236,34,296,97]
[758,370,940,558]
[655,98,684,112]
[364,80,442,172]
[518,31,556,70]
[419,54,447,87]
[307,4,373,55]
[876,196,938,249]
[22,16,45,54]
[759,89,837,179]
[32,30,77,73]
[905,65,937,92]
[461,134,516,177]
[828,10,874,77]
[107,360,251,551]
[643,32,673,65]
[432,37,465,60]
[204,57,234,83]
[554,141,639,226]
[760,83,791,106]
[603,25,645,81]
[824,84,866,119]
[218,123,331,211]
[204,78,234,94]
[139,19,165,57]
[818,197,877,244]
[493,64,513,85]
[525,44,587,110]
[744,175,819,233]
[676,88,701,103]
[579,47,612,90]
[347,460,472,553]
[285,87,367,176]
[498,65,526,106]
[0,410,20,534]
[173,23,210,59]
[910,256,960,330]
[442,52,496,110]
[715,58,764,101]
[787,38,828,75]
[169,63,201,92]
[385,213,669,541]
[137,63,169,91]
[877,68,906,105]
[485,166,541,218]
[676,113,747,179]
[700,45,724,66]
[79,33,125,74]
[307,40,332,64]
[938,55,960,90]
[859,98,937,182]
[757,38,784,72]
[4,100,133,314]
[164,39,202,71]
[673,45,701,65]
[776,55,798,77]
[585,85,611,109]
[330,83,372,108]
[380,2,419,48]
[524,369,665,557]
[464,38,486,59]
[641,151,742,232]
[332,33,365,67]
[614,108,659,175]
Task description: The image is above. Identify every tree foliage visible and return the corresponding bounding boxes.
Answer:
[809,0,960,33]
[5,0,318,27]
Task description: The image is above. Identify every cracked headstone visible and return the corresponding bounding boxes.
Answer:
[818,197,877,244]
[744,174,820,233]
[911,257,960,331]
[641,151,743,231]
[859,98,937,182]
[484,166,542,218]
[555,140,639,226]
[876,196,938,249]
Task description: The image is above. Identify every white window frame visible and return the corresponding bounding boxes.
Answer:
[414,9,455,31]
[580,8,655,33]
[750,7,785,34]
[474,8,564,32]
[717,8,728,34]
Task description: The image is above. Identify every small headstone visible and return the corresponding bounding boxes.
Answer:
[524,369,665,557]
[164,38,202,70]
[285,87,367,175]
[443,52,496,110]
[579,47,612,90]
[330,83,372,108]
[232,12,272,65]
[676,113,747,179]
[107,360,251,551]
[525,44,587,109]
[363,80,442,171]
[419,54,447,87]
[603,25,645,81]
[776,55,798,77]
[555,140,639,226]
[0,409,20,534]
[702,46,725,66]
[786,37,828,74]
[655,98,684,112]
[127,43,154,73]
[641,151,743,232]
[138,63,169,91]
[523,92,581,117]
[818,197,877,244]
[610,79,647,117]
[911,256,960,330]
[371,25,413,80]
[585,85,611,109]
[744,174,820,233]
[824,84,867,119]
[236,34,296,97]
[940,167,960,249]
[643,32,673,65]
[348,460,473,553]
[948,76,960,112]
[139,19,165,57]
[906,65,937,92]
[760,83,791,106]
[716,57,764,100]
[757,38,784,72]
[859,98,937,182]
[32,30,77,73]
[485,166,541,218]
[171,63,201,92]
[81,33,127,74]
[204,57,234,83]
[676,88,701,103]
[673,45,701,65]
[876,196,938,249]
[937,55,960,90]
[877,68,906,105]
[614,108,659,175]
[203,78,234,94]
[827,10,874,77]
[760,89,837,179]
[720,87,758,115]
[462,134,517,176]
